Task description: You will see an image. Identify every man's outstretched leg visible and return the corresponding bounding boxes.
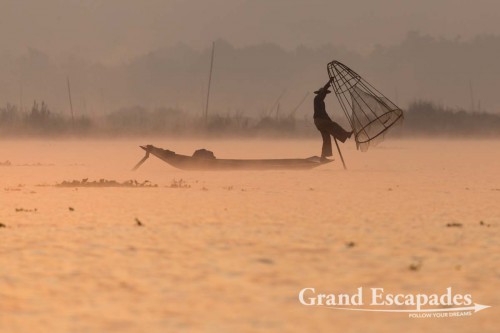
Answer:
[328,121,352,143]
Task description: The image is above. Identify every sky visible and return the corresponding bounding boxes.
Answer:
[1,0,499,64]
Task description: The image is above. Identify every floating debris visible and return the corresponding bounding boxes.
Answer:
[17,163,54,167]
[479,221,491,227]
[4,187,21,192]
[68,207,75,212]
[409,259,423,271]
[256,258,274,265]
[0,161,54,167]
[446,223,463,228]
[346,241,356,248]
[135,218,144,227]
[15,208,37,213]
[54,179,158,188]
[0,223,6,228]
[168,179,191,189]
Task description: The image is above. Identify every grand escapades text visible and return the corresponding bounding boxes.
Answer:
[299,287,472,309]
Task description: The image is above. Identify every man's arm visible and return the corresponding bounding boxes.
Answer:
[323,78,333,90]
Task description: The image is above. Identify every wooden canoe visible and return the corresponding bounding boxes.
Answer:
[138,145,332,170]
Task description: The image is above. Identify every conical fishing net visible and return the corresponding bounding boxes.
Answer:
[328,61,403,152]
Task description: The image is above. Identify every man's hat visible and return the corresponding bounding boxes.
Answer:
[314,87,331,94]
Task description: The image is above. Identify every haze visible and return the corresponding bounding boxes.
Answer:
[1,2,500,332]
[2,0,499,62]
[1,0,500,114]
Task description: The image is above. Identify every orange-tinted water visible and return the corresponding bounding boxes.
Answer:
[1,139,499,332]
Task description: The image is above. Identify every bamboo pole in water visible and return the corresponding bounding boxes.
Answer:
[204,42,215,125]
[67,76,75,125]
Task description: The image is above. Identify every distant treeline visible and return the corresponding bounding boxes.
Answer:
[0,101,92,136]
[402,101,500,137]
[2,32,500,115]
[0,101,309,137]
[0,100,499,138]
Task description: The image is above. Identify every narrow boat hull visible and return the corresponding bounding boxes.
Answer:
[140,145,331,170]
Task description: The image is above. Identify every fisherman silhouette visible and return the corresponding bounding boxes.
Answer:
[313,79,353,160]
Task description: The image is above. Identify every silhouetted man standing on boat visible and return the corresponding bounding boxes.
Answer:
[313,79,352,160]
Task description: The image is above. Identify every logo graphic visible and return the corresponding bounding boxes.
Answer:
[299,287,491,318]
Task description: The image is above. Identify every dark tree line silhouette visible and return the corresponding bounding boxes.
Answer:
[0,100,499,137]
[1,32,500,116]
[403,101,500,137]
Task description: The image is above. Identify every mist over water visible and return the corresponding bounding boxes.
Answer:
[1,3,499,332]
[1,1,500,117]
